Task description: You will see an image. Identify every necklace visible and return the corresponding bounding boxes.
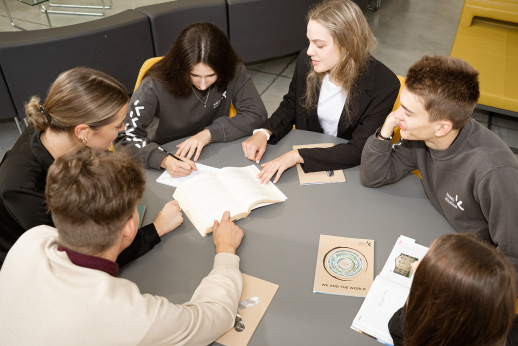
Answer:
[191,85,210,108]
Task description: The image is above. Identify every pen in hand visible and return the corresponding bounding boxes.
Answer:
[160,148,184,162]
[160,148,198,172]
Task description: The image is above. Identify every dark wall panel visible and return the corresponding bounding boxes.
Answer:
[227,0,319,63]
[227,0,369,63]
[136,0,227,57]
[0,10,154,117]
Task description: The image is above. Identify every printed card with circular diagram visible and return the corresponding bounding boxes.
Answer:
[313,235,374,297]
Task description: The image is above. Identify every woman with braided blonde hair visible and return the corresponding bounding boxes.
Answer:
[0,67,182,267]
[242,0,400,184]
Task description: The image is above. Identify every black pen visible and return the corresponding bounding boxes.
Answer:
[160,148,182,161]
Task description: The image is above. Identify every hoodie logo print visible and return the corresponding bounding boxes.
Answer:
[445,192,464,211]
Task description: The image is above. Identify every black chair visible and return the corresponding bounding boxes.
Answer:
[0,68,22,133]
[226,0,319,63]
[136,0,228,57]
[0,9,154,120]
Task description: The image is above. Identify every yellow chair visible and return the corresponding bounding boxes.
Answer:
[134,57,237,118]
[450,0,518,115]
[391,75,406,144]
[390,75,421,179]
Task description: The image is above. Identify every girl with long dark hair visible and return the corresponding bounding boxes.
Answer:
[389,233,518,346]
[117,23,267,177]
[242,0,400,184]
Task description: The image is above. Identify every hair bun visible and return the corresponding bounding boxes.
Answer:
[25,96,51,131]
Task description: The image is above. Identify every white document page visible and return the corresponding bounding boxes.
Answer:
[351,276,410,345]
[174,173,247,232]
[156,163,220,187]
[217,165,287,210]
[380,236,429,288]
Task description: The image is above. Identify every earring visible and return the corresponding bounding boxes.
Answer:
[78,136,87,145]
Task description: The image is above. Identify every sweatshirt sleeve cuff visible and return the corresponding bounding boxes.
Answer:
[214,253,240,270]
[148,149,168,170]
[206,123,225,143]
[368,134,393,153]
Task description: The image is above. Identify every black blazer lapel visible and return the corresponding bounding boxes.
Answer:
[307,83,323,133]
[337,58,376,137]
[307,106,323,133]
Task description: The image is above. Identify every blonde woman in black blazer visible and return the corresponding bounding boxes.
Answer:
[242,0,399,183]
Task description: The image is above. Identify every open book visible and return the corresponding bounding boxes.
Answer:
[173,165,287,236]
[351,236,429,345]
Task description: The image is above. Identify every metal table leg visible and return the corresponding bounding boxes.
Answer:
[2,0,26,30]
[39,0,112,16]
[2,0,53,30]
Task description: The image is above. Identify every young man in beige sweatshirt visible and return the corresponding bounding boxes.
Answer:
[360,55,518,278]
[0,147,244,346]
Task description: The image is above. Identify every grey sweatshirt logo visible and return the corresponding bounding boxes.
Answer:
[445,192,464,211]
[213,91,227,109]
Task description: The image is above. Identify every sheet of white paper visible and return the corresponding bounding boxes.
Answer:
[352,276,409,345]
[156,163,220,187]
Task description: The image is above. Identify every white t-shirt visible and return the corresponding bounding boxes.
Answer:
[317,74,347,137]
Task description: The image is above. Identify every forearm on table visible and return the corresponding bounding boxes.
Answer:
[298,144,360,173]
[116,223,160,267]
[360,135,416,187]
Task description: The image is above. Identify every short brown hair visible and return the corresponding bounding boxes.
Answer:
[46,147,145,255]
[144,23,240,98]
[405,55,480,129]
[25,67,129,137]
[404,233,516,346]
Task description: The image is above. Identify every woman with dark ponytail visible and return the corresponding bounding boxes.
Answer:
[0,67,183,267]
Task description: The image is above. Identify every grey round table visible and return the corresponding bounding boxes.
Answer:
[119,129,455,346]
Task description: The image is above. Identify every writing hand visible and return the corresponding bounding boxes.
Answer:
[160,155,197,178]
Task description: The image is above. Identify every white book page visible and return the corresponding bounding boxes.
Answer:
[251,202,273,210]
[216,165,287,210]
[156,163,220,187]
[173,173,247,232]
[380,237,429,288]
[352,276,409,345]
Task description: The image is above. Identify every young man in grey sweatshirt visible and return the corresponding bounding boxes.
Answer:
[360,55,518,275]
